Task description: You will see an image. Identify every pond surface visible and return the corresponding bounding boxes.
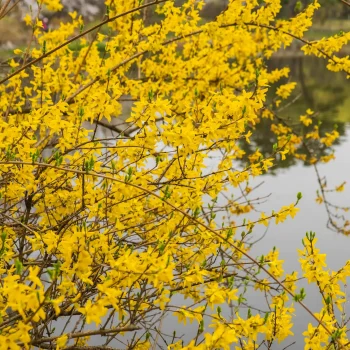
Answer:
[243,56,350,348]
[247,129,350,346]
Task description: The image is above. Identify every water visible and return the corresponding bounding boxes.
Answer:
[247,128,350,346]
[239,56,350,348]
[86,56,350,348]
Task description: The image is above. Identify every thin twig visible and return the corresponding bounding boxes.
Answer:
[0,160,345,349]
[31,325,141,345]
[0,0,169,85]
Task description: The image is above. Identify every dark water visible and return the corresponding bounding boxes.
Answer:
[250,137,350,345]
[242,57,350,348]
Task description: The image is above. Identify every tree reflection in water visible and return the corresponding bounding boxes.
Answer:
[237,56,350,175]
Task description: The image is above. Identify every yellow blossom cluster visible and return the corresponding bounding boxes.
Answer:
[0,0,349,348]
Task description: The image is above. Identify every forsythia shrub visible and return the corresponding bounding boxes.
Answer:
[0,0,349,348]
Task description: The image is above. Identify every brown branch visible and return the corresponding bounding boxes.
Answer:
[6,97,137,116]
[0,0,169,85]
[31,325,141,345]
[340,0,350,6]
[64,347,117,350]
[0,0,12,19]
[0,160,344,349]
[94,119,129,136]
[0,212,37,235]
[4,20,346,116]
[73,28,101,83]
[65,51,146,103]
[64,22,350,104]
[0,0,20,19]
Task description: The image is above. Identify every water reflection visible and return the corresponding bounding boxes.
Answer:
[242,57,350,348]
[268,57,350,122]
[238,57,350,174]
[247,127,350,348]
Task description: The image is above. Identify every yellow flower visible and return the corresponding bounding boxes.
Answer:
[23,14,32,26]
[43,0,63,11]
[300,115,312,126]
[254,278,271,292]
[78,300,108,325]
[8,59,19,68]
[259,212,269,227]
[56,334,68,349]
[276,82,297,99]
[336,182,346,192]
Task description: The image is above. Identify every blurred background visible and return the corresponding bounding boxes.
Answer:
[0,0,349,53]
